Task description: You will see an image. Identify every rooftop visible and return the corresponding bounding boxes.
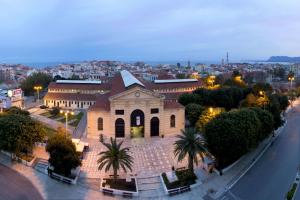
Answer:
[154,79,198,83]
[56,80,102,84]
[120,70,144,88]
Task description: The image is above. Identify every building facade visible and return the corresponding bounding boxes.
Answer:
[44,70,204,139]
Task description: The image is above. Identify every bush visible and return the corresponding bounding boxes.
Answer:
[286,183,297,200]
[49,107,60,116]
[162,169,197,190]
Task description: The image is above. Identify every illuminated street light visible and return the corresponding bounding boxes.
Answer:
[33,86,42,104]
[60,110,74,137]
[208,75,216,87]
[288,76,295,90]
[209,107,213,113]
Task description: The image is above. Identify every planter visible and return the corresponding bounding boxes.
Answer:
[100,178,139,197]
[160,169,199,196]
[47,166,80,184]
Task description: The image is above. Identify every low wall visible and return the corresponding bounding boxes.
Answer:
[99,178,139,197]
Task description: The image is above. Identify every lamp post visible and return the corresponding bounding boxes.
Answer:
[288,76,295,90]
[259,90,266,110]
[34,86,42,104]
[60,110,74,137]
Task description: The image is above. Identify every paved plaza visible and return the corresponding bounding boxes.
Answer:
[80,136,195,179]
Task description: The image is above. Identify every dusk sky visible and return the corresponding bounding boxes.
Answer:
[0,0,299,63]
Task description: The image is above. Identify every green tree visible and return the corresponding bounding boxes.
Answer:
[21,72,53,96]
[97,138,134,182]
[249,107,274,140]
[185,103,205,126]
[252,83,273,96]
[5,106,30,116]
[196,108,223,132]
[0,114,45,157]
[174,128,207,172]
[204,109,261,168]
[178,93,202,106]
[46,132,81,177]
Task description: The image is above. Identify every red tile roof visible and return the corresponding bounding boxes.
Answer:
[44,93,97,101]
[48,82,111,91]
[164,100,184,109]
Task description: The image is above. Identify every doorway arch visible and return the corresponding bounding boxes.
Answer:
[115,118,125,138]
[150,117,159,137]
[130,109,144,137]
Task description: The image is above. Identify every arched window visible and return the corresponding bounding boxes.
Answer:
[170,115,175,128]
[98,117,103,131]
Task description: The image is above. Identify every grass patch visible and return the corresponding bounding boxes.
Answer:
[103,178,137,192]
[162,169,197,190]
[286,183,298,200]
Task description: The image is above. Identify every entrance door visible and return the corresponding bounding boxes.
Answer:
[130,109,144,137]
[150,117,159,136]
[115,118,125,138]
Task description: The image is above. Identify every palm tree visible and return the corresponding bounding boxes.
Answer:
[174,127,207,172]
[97,138,134,181]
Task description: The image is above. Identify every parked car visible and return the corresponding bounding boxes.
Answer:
[40,105,49,109]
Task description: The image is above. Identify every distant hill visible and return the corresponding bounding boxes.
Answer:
[267,56,300,63]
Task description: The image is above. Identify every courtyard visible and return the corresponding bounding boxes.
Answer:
[80,136,208,179]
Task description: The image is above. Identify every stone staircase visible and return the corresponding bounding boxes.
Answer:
[137,176,165,198]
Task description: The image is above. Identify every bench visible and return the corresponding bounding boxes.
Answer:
[168,189,180,196]
[122,192,133,198]
[180,186,191,193]
[102,189,114,196]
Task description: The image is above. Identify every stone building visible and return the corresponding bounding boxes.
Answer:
[44,70,204,139]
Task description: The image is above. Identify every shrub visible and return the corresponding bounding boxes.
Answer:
[49,107,60,116]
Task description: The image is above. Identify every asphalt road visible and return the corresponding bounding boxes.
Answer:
[226,106,300,200]
[0,164,43,200]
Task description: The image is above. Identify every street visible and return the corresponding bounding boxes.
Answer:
[226,106,300,200]
[0,164,43,200]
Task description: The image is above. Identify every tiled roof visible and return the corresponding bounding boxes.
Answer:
[89,93,110,111]
[163,100,184,109]
[48,82,111,90]
[44,93,97,101]
[144,79,204,90]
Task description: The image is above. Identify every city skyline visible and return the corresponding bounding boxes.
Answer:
[0,0,299,63]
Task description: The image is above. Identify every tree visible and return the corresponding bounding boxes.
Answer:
[178,93,202,106]
[97,138,134,182]
[21,72,53,96]
[0,114,45,157]
[46,132,81,177]
[249,107,274,140]
[196,107,224,132]
[204,109,261,168]
[174,128,207,172]
[5,106,30,116]
[185,103,205,127]
[252,83,273,96]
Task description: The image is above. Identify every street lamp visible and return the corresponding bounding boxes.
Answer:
[34,86,42,104]
[288,76,295,90]
[60,110,74,137]
[259,90,266,110]
[208,75,216,87]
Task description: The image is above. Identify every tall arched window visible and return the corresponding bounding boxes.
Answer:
[170,115,175,128]
[98,117,103,131]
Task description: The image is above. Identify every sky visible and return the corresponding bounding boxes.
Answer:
[0,0,299,63]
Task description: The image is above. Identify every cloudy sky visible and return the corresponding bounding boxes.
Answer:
[0,0,299,63]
